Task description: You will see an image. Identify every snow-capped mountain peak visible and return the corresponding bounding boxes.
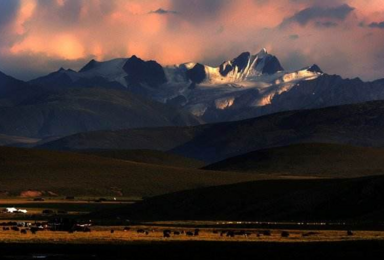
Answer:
[307,64,323,73]
[258,47,268,56]
[29,50,324,122]
[168,48,285,86]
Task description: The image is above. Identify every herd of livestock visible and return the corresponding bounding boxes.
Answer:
[0,220,356,239]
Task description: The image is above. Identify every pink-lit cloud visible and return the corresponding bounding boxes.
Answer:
[0,0,383,81]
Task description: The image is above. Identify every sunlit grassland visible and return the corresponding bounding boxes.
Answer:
[0,226,384,244]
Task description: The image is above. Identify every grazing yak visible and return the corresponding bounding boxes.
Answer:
[137,229,149,235]
[163,230,171,238]
[281,231,290,238]
[226,231,235,238]
[223,230,251,238]
[261,230,271,236]
[302,232,318,237]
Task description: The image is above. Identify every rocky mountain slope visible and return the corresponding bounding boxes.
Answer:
[0,81,200,138]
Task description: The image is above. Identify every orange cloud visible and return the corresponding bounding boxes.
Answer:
[14,0,36,35]
[1,0,384,81]
[11,34,85,60]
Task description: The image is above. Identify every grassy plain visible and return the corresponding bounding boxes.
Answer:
[0,225,383,244]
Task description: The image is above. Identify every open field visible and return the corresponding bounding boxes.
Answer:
[0,146,275,197]
[0,203,130,217]
[0,198,136,221]
[2,222,384,259]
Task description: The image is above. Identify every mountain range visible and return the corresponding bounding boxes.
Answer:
[26,48,384,124]
[2,48,384,143]
[28,49,324,123]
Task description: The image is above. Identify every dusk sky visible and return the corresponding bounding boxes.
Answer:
[0,0,384,81]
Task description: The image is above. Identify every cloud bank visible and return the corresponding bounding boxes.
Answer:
[0,0,383,81]
[280,4,355,27]
[369,21,384,29]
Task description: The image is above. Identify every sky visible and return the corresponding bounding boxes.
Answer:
[0,0,384,81]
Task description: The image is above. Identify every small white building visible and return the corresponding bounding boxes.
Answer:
[4,207,28,214]
[5,207,17,213]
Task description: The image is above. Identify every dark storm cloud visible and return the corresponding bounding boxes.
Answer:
[280,4,355,27]
[280,50,312,71]
[34,0,116,27]
[35,0,83,25]
[289,0,349,7]
[170,0,231,24]
[149,8,178,15]
[369,21,384,29]
[0,0,20,28]
[315,21,339,28]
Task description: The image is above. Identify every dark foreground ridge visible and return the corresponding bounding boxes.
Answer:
[1,241,384,259]
[204,143,384,177]
[41,101,384,163]
[109,175,384,222]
